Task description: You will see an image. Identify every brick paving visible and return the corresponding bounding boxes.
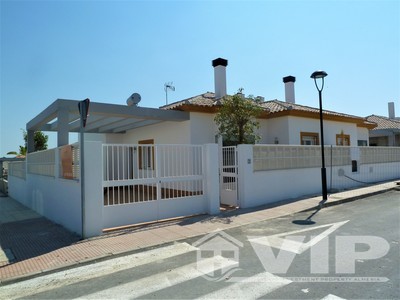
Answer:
[0,181,398,284]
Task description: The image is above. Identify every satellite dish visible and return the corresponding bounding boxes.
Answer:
[127,93,141,106]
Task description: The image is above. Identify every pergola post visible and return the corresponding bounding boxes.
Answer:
[57,109,70,147]
[27,129,35,153]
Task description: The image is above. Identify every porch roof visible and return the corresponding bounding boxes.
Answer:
[26,99,190,152]
[27,99,190,134]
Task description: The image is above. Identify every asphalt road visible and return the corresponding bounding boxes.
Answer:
[1,190,399,299]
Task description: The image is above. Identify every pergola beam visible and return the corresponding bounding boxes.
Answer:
[26,99,190,152]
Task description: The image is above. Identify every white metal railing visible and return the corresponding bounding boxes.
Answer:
[27,148,56,177]
[102,144,204,206]
[221,146,237,191]
[8,161,26,179]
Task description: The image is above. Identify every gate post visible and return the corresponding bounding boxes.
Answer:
[237,144,253,208]
[83,141,103,238]
[203,144,220,215]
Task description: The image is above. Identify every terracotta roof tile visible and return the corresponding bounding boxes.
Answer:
[366,115,400,130]
[160,92,375,128]
[160,92,217,110]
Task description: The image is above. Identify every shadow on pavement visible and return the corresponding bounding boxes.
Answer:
[0,217,80,267]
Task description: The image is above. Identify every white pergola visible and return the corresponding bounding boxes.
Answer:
[26,99,189,153]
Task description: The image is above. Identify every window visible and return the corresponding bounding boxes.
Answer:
[138,139,154,170]
[336,133,350,146]
[357,140,368,146]
[300,132,319,145]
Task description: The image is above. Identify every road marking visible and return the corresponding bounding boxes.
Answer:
[196,272,292,299]
[321,294,346,300]
[249,220,349,254]
[0,242,197,299]
[74,256,237,299]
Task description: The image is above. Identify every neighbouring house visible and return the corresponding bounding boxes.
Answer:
[366,102,400,146]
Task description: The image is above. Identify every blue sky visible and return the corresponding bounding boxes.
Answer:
[1,0,399,155]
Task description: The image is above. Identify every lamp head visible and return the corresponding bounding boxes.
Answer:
[310,70,328,79]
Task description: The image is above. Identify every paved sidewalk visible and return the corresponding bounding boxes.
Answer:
[0,181,398,284]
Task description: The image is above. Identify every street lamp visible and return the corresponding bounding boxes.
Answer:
[311,70,328,205]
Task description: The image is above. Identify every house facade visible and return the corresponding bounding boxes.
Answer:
[86,58,375,148]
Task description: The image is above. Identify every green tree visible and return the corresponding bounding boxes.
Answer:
[214,90,264,145]
[7,130,48,156]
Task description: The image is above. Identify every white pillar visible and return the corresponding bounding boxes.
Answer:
[57,109,70,147]
[83,141,103,237]
[237,144,253,208]
[203,144,220,215]
[27,129,35,153]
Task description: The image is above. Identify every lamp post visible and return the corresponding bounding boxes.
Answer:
[310,70,328,204]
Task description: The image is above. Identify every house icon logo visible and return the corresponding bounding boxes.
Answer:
[192,230,243,281]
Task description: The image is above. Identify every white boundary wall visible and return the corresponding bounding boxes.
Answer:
[237,144,400,209]
[8,142,220,238]
[8,149,82,235]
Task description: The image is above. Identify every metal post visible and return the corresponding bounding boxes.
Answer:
[80,120,85,239]
[311,70,328,206]
[78,98,90,239]
[318,89,328,202]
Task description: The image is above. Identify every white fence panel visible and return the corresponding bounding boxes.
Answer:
[27,149,56,177]
[8,161,26,179]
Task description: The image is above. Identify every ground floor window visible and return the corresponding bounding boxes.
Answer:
[300,132,319,145]
[357,140,368,146]
[138,139,154,170]
[336,133,350,146]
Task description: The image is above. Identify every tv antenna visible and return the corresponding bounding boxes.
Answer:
[164,82,175,105]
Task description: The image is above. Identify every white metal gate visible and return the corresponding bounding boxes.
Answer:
[102,144,206,229]
[220,146,238,207]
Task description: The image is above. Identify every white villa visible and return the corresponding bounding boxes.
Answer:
[7,58,400,238]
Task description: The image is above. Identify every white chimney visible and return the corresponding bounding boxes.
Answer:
[283,76,296,103]
[212,58,228,98]
[388,102,395,119]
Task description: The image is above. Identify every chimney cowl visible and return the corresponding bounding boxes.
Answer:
[283,76,296,83]
[212,58,228,67]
